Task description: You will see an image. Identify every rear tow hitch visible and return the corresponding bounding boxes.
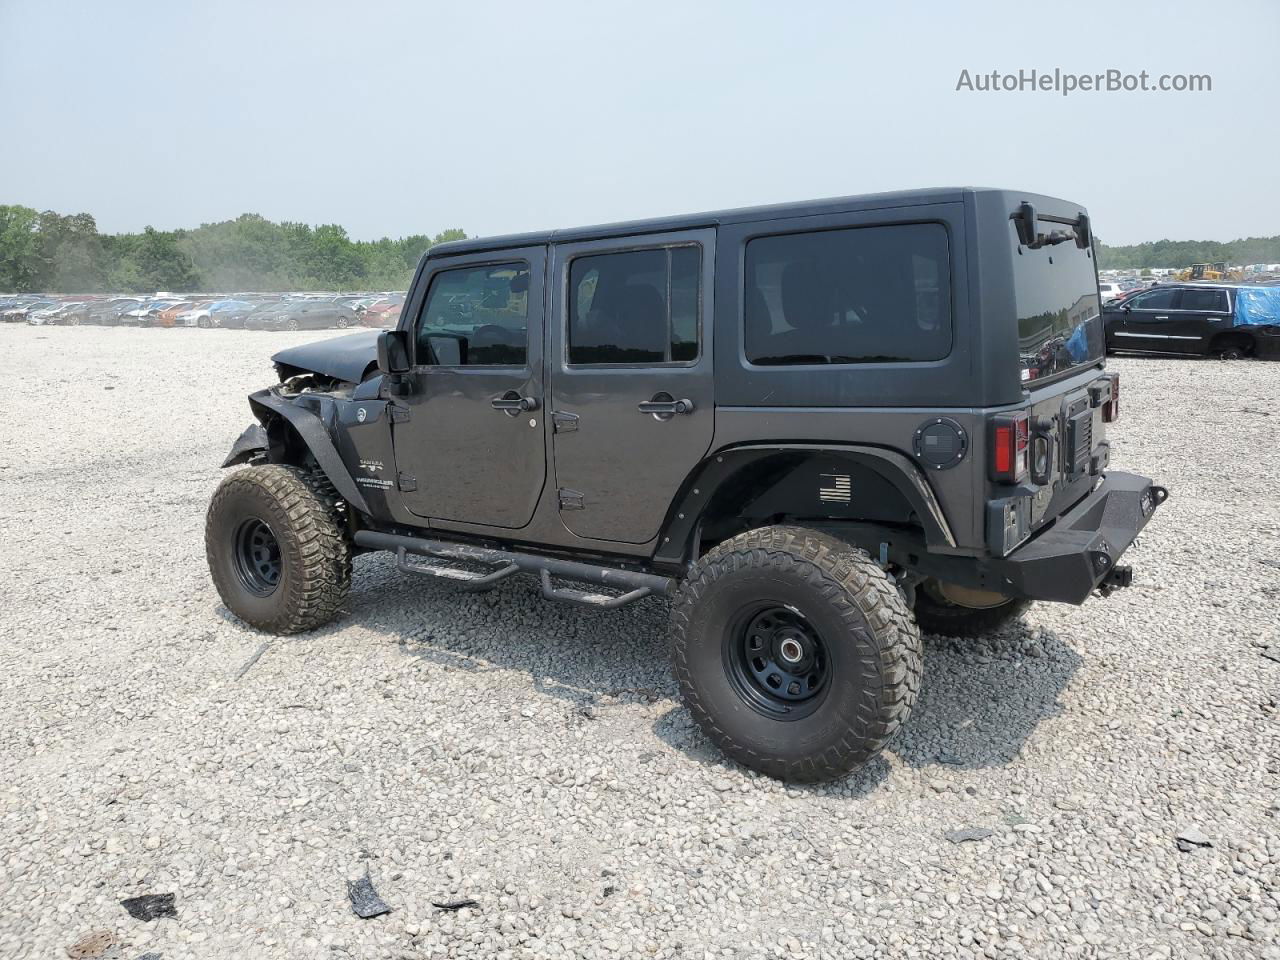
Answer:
[1097,564,1133,597]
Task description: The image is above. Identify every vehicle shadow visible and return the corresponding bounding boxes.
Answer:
[346,556,1080,790]
[888,624,1082,771]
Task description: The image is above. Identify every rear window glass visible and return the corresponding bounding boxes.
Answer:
[744,223,952,365]
[1012,222,1103,383]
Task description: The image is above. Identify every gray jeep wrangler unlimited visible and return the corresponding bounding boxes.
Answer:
[206,188,1167,782]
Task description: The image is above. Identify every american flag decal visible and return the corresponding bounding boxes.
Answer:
[818,473,852,503]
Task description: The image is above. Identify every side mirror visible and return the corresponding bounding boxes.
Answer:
[377,329,411,375]
[422,332,468,366]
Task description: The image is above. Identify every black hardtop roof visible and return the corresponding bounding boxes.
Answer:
[428,186,1024,258]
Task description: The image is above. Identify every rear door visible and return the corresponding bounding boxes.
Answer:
[392,248,548,528]
[548,229,715,544]
[1174,286,1232,353]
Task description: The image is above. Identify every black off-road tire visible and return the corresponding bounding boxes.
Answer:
[914,586,1030,638]
[670,525,922,782]
[206,465,351,634]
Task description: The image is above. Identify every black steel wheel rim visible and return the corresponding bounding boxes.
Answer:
[723,603,830,720]
[233,518,282,596]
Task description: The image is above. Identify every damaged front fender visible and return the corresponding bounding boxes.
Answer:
[243,388,372,516]
[222,423,269,468]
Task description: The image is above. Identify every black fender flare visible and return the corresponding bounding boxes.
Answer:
[243,389,371,516]
[652,443,957,566]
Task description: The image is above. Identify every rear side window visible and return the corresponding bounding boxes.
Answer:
[568,245,701,364]
[744,223,952,365]
[1179,288,1228,312]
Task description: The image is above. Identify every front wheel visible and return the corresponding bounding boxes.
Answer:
[205,465,351,634]
[670,526,922,782]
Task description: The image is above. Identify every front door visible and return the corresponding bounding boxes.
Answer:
[392,247,548,528]
[1112,286,1181,354]
[548,230,715,544]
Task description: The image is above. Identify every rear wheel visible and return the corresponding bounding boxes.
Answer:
[1211,334,1253,360]
[670,526,922,782]
[206,465,350,634]
[913,579,1030,638]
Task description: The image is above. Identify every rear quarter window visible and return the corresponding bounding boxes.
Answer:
[744,223,952,365]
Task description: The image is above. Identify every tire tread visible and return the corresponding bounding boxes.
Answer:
[670,525,922,782]
[205,465,351,634]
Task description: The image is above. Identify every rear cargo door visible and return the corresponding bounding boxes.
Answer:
[548,229,715,544]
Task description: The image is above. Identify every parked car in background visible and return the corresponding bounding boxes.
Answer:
[88,298,143,325]
[153,301,199,328]
[243,299,357,331]
[120,299,178,326]
[29,301,88,325]
[206,299,263,329]
[57,301,101,325]
[176,302,212,327]
[3,300,55,322]
[1098,282,1126,303]
[359,299,402,328]
[1103,283,1280,359]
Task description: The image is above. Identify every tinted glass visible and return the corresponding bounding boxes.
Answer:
[1179,288,1228,312]
[568,245,702,364]
[1011,222,1102,382]
[416,262,529,366]
[1128,288,1178,310]
[744,223,951,365]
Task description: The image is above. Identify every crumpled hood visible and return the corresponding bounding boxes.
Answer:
[271,330,380,383]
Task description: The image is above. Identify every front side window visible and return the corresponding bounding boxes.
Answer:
[744,223,952,365]
[1128,288,1178,310]
[416,261,529,366]
[568,246,701,365]
[1179,288,1228,312]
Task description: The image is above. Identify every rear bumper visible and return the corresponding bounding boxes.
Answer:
[990,471,1167,604]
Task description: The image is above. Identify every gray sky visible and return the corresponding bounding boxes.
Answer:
[2,0,1276,245]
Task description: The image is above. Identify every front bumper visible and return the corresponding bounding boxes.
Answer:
[990,471,1167,604]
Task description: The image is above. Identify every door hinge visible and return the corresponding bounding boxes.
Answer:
[558,488,585,510]
[390,404,411,423]
[552,411,579,433]
[398,472,417,492]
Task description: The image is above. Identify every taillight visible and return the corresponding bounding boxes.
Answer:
[1103,374,1120,422]
[990,413,1030,483]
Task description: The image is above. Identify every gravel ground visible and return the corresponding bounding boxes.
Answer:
[0,326,1277,960]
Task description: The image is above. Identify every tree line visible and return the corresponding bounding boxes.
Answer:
[5,203,1278,292]
[1096,235,1280,270]
[0,205,466,294]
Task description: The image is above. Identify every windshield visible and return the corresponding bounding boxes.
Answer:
[1010,221,1103,384]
